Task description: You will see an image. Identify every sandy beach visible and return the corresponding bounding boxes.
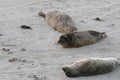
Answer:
[0,0,120,80]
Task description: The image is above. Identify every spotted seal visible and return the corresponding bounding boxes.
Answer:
[58,30,107,48]
[62,57,120,77]
[39,11,77,34]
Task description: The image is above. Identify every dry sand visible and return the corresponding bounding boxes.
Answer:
[0,0,120,80]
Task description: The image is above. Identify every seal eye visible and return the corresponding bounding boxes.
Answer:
[67,34,73,42]
[88,30,100,37]
[58,34,74,44]
[59,35,68,43]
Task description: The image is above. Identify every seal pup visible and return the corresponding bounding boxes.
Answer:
[57,30,107,48]
[62,57,120,77]
[38,11,77,34]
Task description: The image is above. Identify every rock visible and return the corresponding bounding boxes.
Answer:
[21,48,26,51]
[94,17,103,21]
[8,58,18,62]
[2,48,10,52]
[20,25,32,29]
[0,34,3,36]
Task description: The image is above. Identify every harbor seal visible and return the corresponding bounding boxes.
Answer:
[62,58,120,77]
[38,11,77,34]
[57,30,107,48]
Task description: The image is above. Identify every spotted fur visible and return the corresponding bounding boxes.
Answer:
[39,11,77,34]
[62,58,120,77]
[58,30,107,48]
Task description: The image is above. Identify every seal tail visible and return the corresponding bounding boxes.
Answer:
[38,11,46,18]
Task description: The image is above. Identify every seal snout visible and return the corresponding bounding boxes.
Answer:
[62,67,66,72]
[62,66,76,77]
[117,58,120,66]
[100,32,107,38]
[62,66,71,77]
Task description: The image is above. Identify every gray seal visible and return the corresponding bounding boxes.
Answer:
[62,58,120,77]
[39,11,77,34]
[58,30,107,48]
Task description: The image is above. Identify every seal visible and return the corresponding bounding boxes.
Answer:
[57,30,107,48]
[38,11,77,34]
[62,58,120,77]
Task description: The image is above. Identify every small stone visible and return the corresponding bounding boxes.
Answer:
[80,20,86,23]
[21,48,26,51]
[18,67,21,69]
[111,24,115,26]
[20,25,32,29]
[0,34,3,36]
[40,63,46,65]
[22,59,27,62]
[94,17,103,21]
[33,75,39,80]
[2,48,10,52]
[8,58,18,62]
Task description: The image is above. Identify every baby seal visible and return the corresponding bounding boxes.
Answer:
[57,30,107,48]
[62,58,120,77]
[38,11,77,34]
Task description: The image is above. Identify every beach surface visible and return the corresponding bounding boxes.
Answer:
[0,0,120,80]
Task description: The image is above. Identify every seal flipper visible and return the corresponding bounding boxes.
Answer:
[38,11,46,18]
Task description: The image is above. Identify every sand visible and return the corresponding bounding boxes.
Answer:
[0,0,120,80]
